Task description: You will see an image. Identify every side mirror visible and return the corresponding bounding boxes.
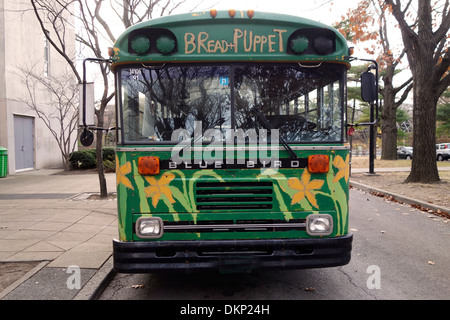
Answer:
[79,82,95,127]
[80,128,94,147]
[79,82,95,147]
[361,71,377,103]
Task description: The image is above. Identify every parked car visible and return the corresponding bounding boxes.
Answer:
[436,143,450,161]
[397,146,413,159]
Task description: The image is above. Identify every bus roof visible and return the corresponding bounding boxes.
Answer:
[111,10,351,69]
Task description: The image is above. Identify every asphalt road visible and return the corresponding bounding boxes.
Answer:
[98,188,450,301]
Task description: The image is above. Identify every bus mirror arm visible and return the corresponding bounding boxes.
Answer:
[80,57,113,147]
[84,126,116,131]
[347,57,379,174]
[347,119,379,127]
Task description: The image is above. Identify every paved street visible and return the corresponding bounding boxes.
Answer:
[0,168,449,300]
[98,188,450,300]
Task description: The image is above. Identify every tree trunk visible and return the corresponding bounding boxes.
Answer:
[385,0,450,184]
[380,85,398,160]
[64,155,71,171]
[381,120,398,159]
[406,74,440,183]
[96,107,108,197]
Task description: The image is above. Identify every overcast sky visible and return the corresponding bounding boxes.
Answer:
[179,0,403,62]
[87,0,411,101]
[191,0,354,23]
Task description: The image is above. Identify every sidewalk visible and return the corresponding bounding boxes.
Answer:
[0,167,448,300]
[352,166,450,173]
[350,166,450,216]
[0,170,117,300]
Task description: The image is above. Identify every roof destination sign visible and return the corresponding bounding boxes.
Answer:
[109,11,351,67]
[184,28,287,55]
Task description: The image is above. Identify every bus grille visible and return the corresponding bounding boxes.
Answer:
[195,181,273,211]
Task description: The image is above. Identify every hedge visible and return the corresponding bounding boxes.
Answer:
[69,148,115,171]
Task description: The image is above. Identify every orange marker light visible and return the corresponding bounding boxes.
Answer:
[210,9,217,18]
[308,155,329,173]
[138,156,160,175]
[229,9,236,18]
[348,47,355,56]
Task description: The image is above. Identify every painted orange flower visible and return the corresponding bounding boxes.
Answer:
[288,170,324,209]
[144,173,176,207]
[116,156,134,190]
[332,154,350,183]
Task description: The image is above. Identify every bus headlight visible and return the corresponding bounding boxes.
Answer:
[136,217,163,239]
[306,214,333,236]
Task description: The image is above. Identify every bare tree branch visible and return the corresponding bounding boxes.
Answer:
[19,64,79,170]
[30,0,81,83]
[28,0,202,196]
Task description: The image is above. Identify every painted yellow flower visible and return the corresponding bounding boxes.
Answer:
[333,154,350,183]
[288,170,324,209]
[116,156,134,190]
[144,173,176,207]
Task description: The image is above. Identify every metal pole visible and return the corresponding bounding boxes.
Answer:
[82,59,87,128]
[369,101,375,174]
[370,61,379,175]
[364,60,379,175]
[81,58,111,129]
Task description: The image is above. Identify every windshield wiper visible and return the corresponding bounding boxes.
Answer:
[251,106,299,160]
[178,125,221,155]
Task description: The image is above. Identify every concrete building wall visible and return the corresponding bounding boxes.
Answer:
[0,0,78,174]
[0,0,7,153]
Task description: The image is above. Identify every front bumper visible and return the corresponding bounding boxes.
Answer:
[113,234,353,273]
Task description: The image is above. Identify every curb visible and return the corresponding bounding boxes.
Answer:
[350,181,450,218]
[73,255,116,300]
[0,261,49,300]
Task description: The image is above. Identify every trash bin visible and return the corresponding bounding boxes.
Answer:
[0,147,7,178]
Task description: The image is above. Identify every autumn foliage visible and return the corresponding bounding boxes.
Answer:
[338,0,449,182]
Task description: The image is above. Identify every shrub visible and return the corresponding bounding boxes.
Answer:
[70,148,116,171]
[103,147,115,162]
[69,149,96,169]
[103,159,116,173]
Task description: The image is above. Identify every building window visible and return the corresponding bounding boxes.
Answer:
[44,31,50,77]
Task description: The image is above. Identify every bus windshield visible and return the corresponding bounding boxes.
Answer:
[119,63,346,144]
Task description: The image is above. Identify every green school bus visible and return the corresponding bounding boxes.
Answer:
[109,10,354,273]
